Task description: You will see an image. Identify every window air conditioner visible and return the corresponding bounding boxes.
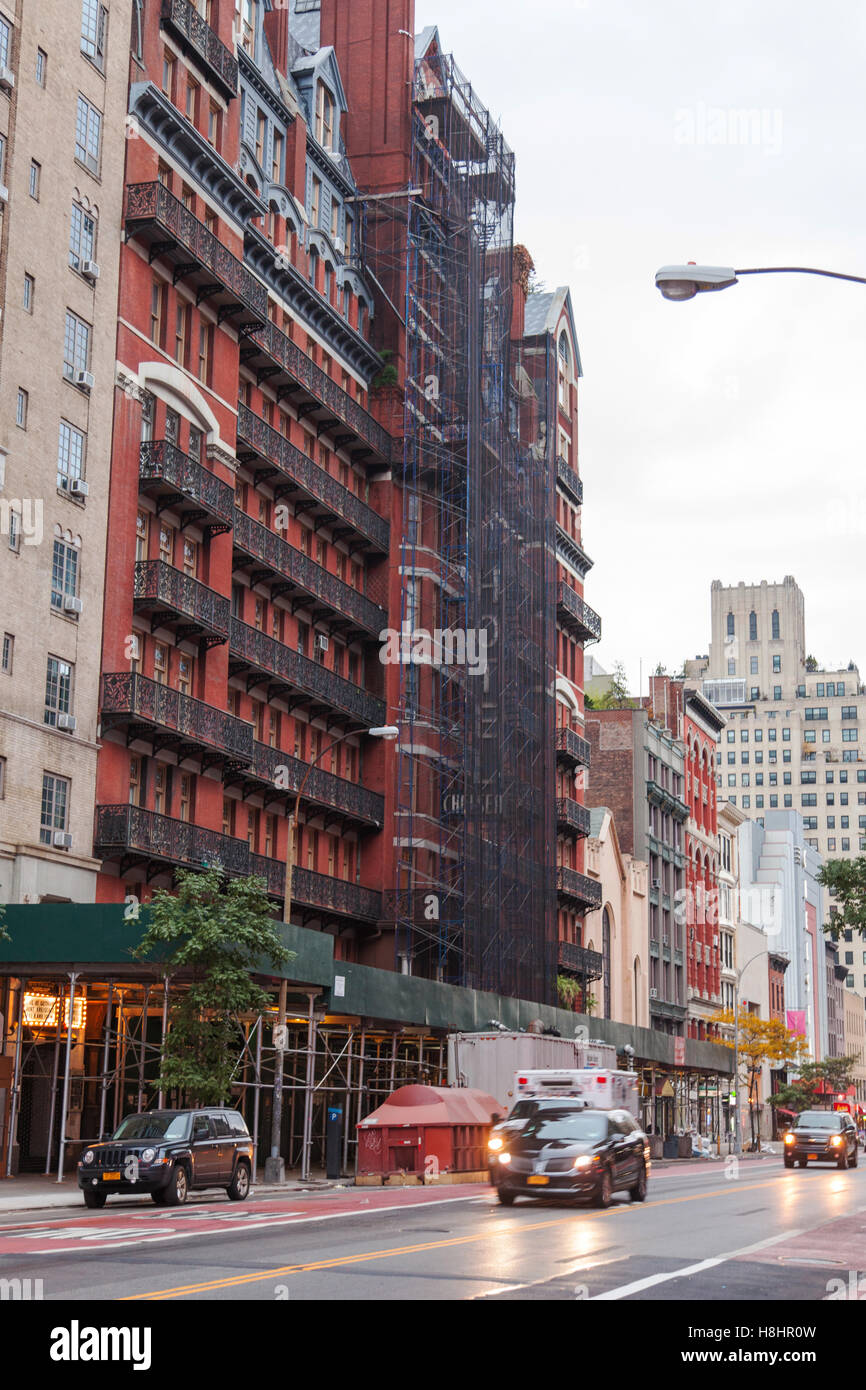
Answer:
[649,988,659,999]
[52,831,73,848]
[69,478,89,499]
[57,713,77,732]
[651,876,660,889]
[64,595,83,615]
[315,633,329,652]
[81,260,100,281]
[0,185,8,203]
[333,235,345,255]
[74,370,94,391]
[0,67,15,92]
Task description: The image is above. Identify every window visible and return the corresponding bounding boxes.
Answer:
[7,508,21,554]
[804,729,816,744]
[727,729,735,744]
[150,280,166,345]
[726,612,734,637]
[843,728,858,742]
[75,95,102,174]
[749,610,757,640]
[174,302,189,365]
[44,656,73,727]
[770,795,778,807]
[802,769,816,783]
[841,706,857,720]
[750,656,758,675]
[69,203,96,270]
[36,47,47,85]
[742,796,751,808]
[16,389,28,428]
[162,49,175,96]
[754,728,763,742]
[742,774,750,787]
[751,687,760,700]
[756,796,764,808]
[29,160,40,199]
[235,0,254,55]
[842,838,850,851]
[817,683,825,697]
[316,81,335,149]
[771,609,780,639]
[310,176,321,229]
[272,129,283,184]
[727,774,736,787]
[727,751,735,764]
[255,108,265,164]
[741,752,749,765]
[186,78,198,121]
[801,794,817,806]
[198,322,212,383]
[768,727,776,741]
[773,654,781,672]
[63,310,91,379]
[0,16,9,72]
[57,422,86,493]
[208,102,221,144]
[727,658,736,676]
[81,0,107,68]
[773,686,782,701]
[843,750,858,762]
[51,539,79,610]
[784,794,792,807]
[2,634,13,674]
[40,773,70,845]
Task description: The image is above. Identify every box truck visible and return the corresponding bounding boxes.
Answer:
[447,1031,618,1111]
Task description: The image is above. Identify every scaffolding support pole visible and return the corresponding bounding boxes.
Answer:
[252,1015,263,1180]
[55,972,78,1184]
[157,975,170,1108]
[44,991,63,1175]
[5,978,27,1178]
[342,1028,353,1174]
[137,984,151,1113]
[300,991,316,1182]
[98,984,114,1139]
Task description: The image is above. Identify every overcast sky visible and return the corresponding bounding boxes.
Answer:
[415,0,866,693]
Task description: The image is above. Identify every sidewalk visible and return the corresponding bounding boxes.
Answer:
[0,1169,354,1214]
[651,1150,780,1172]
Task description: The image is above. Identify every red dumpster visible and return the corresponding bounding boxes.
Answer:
[356,1084,505,1185]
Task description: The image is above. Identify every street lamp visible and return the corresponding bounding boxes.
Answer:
[263,723,398,1184]
[731,946,772,1157]
[655,262,866,301]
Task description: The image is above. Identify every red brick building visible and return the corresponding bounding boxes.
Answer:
[682,687,725,1039]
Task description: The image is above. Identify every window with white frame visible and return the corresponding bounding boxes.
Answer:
[69,204,96,271]
[57,421,86,490]
[0,15,10,71]
[40,773,70,845]
[51,539,79,609]
[80,0,107,68]
[75,94,102,174]
[63,310,91,378]
[44,656,74,727]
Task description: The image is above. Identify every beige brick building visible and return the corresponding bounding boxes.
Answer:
[843,989,866,1109]
[0,0,130,902]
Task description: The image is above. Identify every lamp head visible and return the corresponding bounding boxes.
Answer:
[655,264,738,300]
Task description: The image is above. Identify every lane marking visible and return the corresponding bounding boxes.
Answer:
[591,1231,802,1299]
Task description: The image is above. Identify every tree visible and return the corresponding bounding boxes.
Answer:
[769,1056,857,1116]
[709,1009,811,1149]
[816,857,866,939]
[134,869,294,1106]
[805,654,818,671]
[596,660,634,710]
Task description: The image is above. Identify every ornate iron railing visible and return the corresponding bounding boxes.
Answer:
[95,805,250,876]
[246,318,392,463]
[140,440,234,531]
[232,508,386,636]
[557,939,604,978]
[125,182,266,319]
[556,582,602,642]
[248,855,382,921]
[236,404,388,552]
[556,797,592,837]
[556,455,583,505]
[101,673,254,763]
[248,742,384,826]
[160,0,238,96]
[229,617,386,726]
[134,560,231,641]
[555,725,591,768]
[555,866,603,911]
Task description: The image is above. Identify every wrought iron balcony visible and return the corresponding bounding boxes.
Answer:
[134,560,230,647]
[555,725,591,768]
[235,404,389,553]
[249,855,382,922]
[233,741,384,829]
[139,440,234,536]
[241,318,392,465]
[125,183,266,326]
[557,939,604,980]
[101,673,254,768]
[229,617,386,728]
[555,865,602,911]
[556,797,592,838]
[95,805,251,878]
[647,779,690,823]
[556,582,601,644]
[556,455,583,505]
[160,0,238,98]
[231,508,386,638]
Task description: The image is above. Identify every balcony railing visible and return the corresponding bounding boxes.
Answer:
[101,672,254,766]
[125,183,266,323]
[95,805,251,877]
[556,797,592,837]
[139,440,234,535]
[556,583,601,644]
[647,779,690,823]
[556,455,583,505]
[242,318,392,464]
[557,940,604,979]
[236,404,389,553]
[555,866,603,911]
[134,560,231,646]
[249,856,382,921]
[555,726,591,768]
[242,741,384,828]
[232,508,386,637]
[160,0,238,97]
[229,617,386,727]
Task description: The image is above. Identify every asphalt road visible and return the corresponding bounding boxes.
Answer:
[2,1157,865,1301]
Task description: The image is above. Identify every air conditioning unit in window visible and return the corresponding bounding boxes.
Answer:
[74,370,94,391]
[649,988,659,999]
[0,185,8,203]
[0,67,15,92]
[651,876,660,889]
[57,713,77,732]
[52,831,73,848]
[64,595,83,615]
[315,633,329,653]
[333,235,345,256]
[69,478,89,500]
[81,260,100,282]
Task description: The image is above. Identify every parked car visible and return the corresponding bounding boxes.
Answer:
[488,1101,650,1207]
[782,1110,859,1170]
[78,1108,254,1208]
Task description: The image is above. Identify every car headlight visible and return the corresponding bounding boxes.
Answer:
[784,1133,795,1144]
[498,1152,512,1165]
[82,1149,94,1165]
[488,1135,504,1152]
[141,1147,156,1164]
[830,1135,843,1147]
[573,1155,593,1171]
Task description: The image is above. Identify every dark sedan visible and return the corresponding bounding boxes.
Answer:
[488,1103,650,1207]
[783,1110,859,1170]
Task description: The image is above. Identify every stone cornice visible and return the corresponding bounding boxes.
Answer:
[238,48,297,128]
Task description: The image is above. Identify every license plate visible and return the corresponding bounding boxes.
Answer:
[808,1154,817,1161]
[527,1174,549,1185]
[102,1171,121,1181]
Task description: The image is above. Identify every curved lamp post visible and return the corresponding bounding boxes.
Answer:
[264,723,398,1184]
[655,263,866,301]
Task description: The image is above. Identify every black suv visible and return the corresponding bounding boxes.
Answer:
[78,1108,254,1208]
[488,1102,650,1207]
[783,1110,860,1170]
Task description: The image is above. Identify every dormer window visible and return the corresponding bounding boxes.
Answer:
[316,81,335,150]
[558,331,571,411]
[235,0,254,56]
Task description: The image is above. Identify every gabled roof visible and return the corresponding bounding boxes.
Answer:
[291,45,348,115]
[523,285,584,377]
[415,26,440,61]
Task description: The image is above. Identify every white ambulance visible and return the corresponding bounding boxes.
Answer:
[512,1067,640,1118]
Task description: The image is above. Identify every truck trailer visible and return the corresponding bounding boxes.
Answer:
[447,1031,618,1111]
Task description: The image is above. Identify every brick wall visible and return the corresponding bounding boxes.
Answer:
[585,710,638,855]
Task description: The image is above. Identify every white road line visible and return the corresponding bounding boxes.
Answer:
[591,1230,803,1300]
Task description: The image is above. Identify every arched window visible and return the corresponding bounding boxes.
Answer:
[558,331,570,369]
[558,331,570,410]
[602,907,612,1019]
[771,608,780,639]
[308,246,319,289]
[749,610,757,641]
[726,612,735,637]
